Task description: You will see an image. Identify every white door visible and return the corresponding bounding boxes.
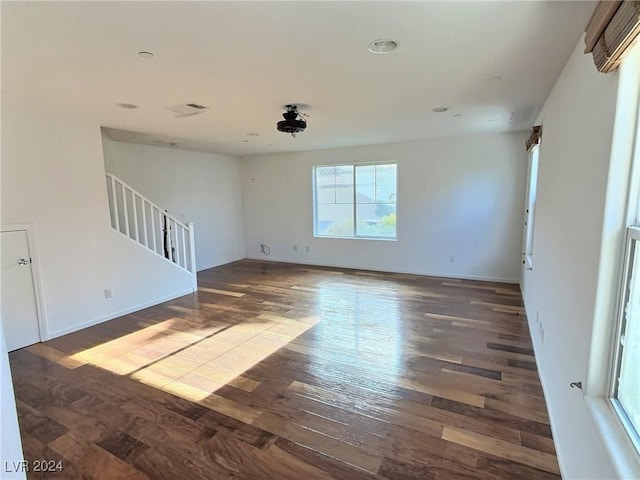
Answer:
[1,230,40,351]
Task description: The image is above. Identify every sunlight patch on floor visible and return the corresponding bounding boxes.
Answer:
[34,313,320,408]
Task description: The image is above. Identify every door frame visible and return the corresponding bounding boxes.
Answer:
[1,223,48,342]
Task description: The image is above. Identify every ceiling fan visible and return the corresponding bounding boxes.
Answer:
[277,105,308,138]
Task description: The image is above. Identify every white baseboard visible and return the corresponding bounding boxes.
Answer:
[44,288,194,340]
[243,255,519,284]
[196,255,246,272]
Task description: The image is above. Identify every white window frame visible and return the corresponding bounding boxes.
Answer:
[586,41,640,479]
[605,43,640,467]
[609,226,640,456]
[522,144,540,269]
[312,162,398,240]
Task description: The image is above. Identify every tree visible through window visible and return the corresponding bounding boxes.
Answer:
[314,163,397,239]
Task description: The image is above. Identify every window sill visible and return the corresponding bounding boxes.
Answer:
[314,235,398,242]
[585,396,640,479]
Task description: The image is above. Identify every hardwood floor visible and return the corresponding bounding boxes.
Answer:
[9,260,560,479]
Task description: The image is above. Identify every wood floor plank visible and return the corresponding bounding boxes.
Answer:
[253,411,384,473]
[476,453,562,480]
[198,286,246,297]
[18,430,80,480]
[48,432,150,480]
[442,426,560,475]
[206,432,334,480]
[163,381,264,424]
[275,437,385,480]
[15,400,69,445]
[9,259,560,480]
[26,343,86,369]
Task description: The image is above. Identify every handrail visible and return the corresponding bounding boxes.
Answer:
[105,173,197,288]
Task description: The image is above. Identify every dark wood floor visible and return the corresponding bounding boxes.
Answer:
[9,260,560,480]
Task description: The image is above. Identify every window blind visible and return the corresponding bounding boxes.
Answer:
[585,1,640,73]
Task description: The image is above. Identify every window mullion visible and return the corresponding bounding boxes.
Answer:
[353,165,357,237]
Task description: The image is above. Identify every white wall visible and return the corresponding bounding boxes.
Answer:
[102,136,245,271]
[241,133,527,282]
[521,38,620,478]
[1,105,195,339]
[0,327,25,480]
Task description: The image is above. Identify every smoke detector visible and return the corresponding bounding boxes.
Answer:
[165,103,210,118]
[277,105,308,137]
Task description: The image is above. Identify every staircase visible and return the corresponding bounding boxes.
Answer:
[105,173,197,290]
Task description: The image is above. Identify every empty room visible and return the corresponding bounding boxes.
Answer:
[1,1,639,479]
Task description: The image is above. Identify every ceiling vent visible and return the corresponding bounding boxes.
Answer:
[277,105,308,137]
[154,140,181,148]
[165,103,210,118]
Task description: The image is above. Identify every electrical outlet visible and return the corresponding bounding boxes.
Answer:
[294,245,298,252]
[305,245,310,253]
[449,256,454,264]
[104,288,113,299]
[539,322,545,344]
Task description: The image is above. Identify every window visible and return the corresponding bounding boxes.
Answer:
[607,42,640,459]
[523,145,540,267]
[611,226,640,454]
[313,163,397,239]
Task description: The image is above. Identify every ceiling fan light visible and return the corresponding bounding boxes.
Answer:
[277,105,307,137]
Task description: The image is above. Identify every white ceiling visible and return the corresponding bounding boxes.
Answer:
[2,1,594,157]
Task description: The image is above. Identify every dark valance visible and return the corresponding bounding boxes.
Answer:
[526,126,542,152]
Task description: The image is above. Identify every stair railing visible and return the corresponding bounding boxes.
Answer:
[105,173,197,290]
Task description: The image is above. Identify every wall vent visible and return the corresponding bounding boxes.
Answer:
[165,103,210,118]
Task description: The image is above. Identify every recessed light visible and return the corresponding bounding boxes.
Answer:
[116,103,138,109]
[432,107,449,113]
[242,140,249,143]
[454,113,462,117]
[138,51,154,59]
[368,39,399,54]
[246,133,259,137]
[488,118,499,122]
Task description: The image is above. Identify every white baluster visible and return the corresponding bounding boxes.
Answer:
[122,184,130,237]
[188,222,197,291]
[150,206,157,254]
[132,192,139,242]
[168,216,174,261]
[141,200,149,248]
[181,226,187,269]
[110,176,120,231]
[172,220,178,264]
